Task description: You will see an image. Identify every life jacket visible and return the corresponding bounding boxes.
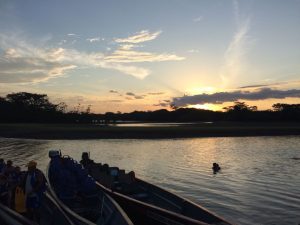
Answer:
[23,169,46,194]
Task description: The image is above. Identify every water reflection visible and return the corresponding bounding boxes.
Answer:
[0,136,299,225]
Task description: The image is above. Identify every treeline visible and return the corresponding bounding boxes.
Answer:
[0,92,300,123]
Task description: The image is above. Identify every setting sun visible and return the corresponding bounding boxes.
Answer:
[188,103,221,111]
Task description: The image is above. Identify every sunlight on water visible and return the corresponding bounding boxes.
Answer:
[0,136,299,224]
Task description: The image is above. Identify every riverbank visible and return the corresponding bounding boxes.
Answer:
[1,122,300,139]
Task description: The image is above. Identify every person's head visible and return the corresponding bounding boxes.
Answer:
[82,152,89,160]
[0,159,4,164]
[102,164,109,173]
[15,166,21,173]
[7,160,12,167]
[128,171,135,181]
[27,161,37,173]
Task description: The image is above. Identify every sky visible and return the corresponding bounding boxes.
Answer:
[0,0,300,113]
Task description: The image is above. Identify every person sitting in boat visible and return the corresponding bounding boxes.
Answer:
[3,160,15,177]
[80,152,94,169]
[8,166,24,209]
[22,161,46,221]
[0,158,6,174]
[212,163,221,173]
[0,174,8,205]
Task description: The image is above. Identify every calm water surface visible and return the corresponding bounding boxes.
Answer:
[0,136,299,225]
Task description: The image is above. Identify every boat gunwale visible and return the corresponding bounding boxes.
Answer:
[0,202,37,225]
[92,167,234,225]
[96,181,210,225]
[135,178,232,224]
[46,163,96,225]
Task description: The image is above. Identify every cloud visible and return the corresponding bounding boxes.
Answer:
[220,0,252,88]
[104,49,184,63]
[86,37,101,43]
[148,92,165,95]
[240,84,273,89]
[67,33,76,36]
[193,16,203,22]
[187,49,199,53]
[124,92,144,99]
[0,29,184,82]
[239,80,300,89]
[119,44,135,51]
[109,90,119,93]
[110,100,123,103]
[115,30,161,44]
[126,92,135,96]
[0,39,77,83]
[58,40,67,45]
[154,102,169,107]
[171,88,300,107]
[134,95,144,99]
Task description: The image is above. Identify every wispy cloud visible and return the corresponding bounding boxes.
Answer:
[154,102,169,107]
[193,16,203,22]
[67,33,76,36]
[220,0,253,88]
[58,39,67,45]
[0,35,77,83]
[104,49,184,63]
[0,29,184,82]
[109,90,119,94]
[86,37,101,43]
[239,84,272,89]
[239,80,300,89]
[187,49,199,53]
[115,30,161,44]
[126,92,135,96]
[125,92,145,99]
[171,88,300,107]
[148,92,165,95]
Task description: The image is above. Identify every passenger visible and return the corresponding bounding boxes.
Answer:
[0,159,6,174]
[8,166,24,209]
[0,174,8,205]
[4,160,15,177]
[80,152,94,169]
[102,164,109,174]
[22,161,46,222]
[128,171,136,182]
[11,166,24,187]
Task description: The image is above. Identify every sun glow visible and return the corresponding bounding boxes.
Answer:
[187,86,216,95]
[188,103,221,111]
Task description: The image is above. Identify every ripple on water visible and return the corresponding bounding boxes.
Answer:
[0,137,300,225]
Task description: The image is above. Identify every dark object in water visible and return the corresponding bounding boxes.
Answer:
[85,157,233,225]
[212,163,221,173]
[291,157,300,160]
[47,150,133,225]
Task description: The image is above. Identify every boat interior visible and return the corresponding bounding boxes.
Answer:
[48,155,132,225]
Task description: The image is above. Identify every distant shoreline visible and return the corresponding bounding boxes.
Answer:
[0,122,300,140]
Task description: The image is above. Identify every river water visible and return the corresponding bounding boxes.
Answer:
[0,136,299,225]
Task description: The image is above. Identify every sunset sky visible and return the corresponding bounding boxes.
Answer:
[0,0,300,113]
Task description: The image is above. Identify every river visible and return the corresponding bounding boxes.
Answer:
[0,136,299,224]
